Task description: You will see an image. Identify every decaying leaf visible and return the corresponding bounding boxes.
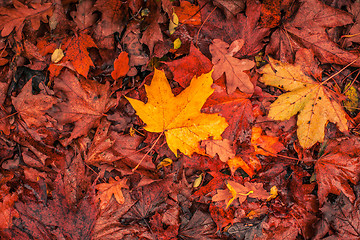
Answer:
[259,58,348,149]
[126,68,228,156]
[210,39,255,94]
[251,126,285,156]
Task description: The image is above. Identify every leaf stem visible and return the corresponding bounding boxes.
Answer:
[132,131,164,172]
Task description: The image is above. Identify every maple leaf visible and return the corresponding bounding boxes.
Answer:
[126,69,228,157]
[315,138,360,205]
[212,180,269,209]
[259,58,348,149]
[49,33,97,78]
[12,79,57,128]
[0,0,53,39]
[210,39,255,94]
[268,0,360,67]
[96,176,128,209]
[50,70,117,146]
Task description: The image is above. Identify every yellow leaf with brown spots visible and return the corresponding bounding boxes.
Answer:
[259,58,348,149]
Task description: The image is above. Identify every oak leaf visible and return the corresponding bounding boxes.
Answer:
[212,181,269,209]
[259,58,348,149]
[50,70,117,146]
[96,176,128,209]
[126,69,228,156]
[0,0,53,39]
[210,39,255,94]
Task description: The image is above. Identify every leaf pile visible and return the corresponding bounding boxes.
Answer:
[1,0,360,239]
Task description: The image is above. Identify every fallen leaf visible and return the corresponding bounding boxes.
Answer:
[319,189,360,239]
[0,0,53,39]
[259,57,348,149]
[202,139,235,162]
[227,156,255,177]
[111,51,130,81]
[174,1,201,26]
[315,139,360,205]
[126,68,228,156]
[12,79,57,128]
[251,126,285,156]
[167,43,213,88]
[203,79,254,142]
[50,70,117,145]
[96,176,128,209]
[12,175,96,239]
[212,180,269,208]
[345,0,360,44]
[210,39,255,94]
[70,0,96,30]
[178,210,217,239]
[49,33,97,78]
[93,0,128,37]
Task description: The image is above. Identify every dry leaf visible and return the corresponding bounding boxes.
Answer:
[210,39,255,94]
[96,176,128,209]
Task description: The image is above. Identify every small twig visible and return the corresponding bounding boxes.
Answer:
[132,131,164,172]
[195,6,217,47]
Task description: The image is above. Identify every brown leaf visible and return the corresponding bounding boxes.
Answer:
[50,70,117,146]
[210,39,255,94]
[70,0,96,30]
[202,139,235,162]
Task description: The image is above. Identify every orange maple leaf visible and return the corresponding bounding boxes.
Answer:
[48,33,97,78]
[96,176,128,209]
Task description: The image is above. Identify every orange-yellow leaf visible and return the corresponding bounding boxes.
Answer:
[174,1,201,26]
[126,69,228,156]
[96,176,128,209]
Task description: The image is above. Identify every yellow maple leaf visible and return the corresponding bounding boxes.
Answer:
[95,176,128,209]
[259,58,348,149]
[126,69,228,156]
